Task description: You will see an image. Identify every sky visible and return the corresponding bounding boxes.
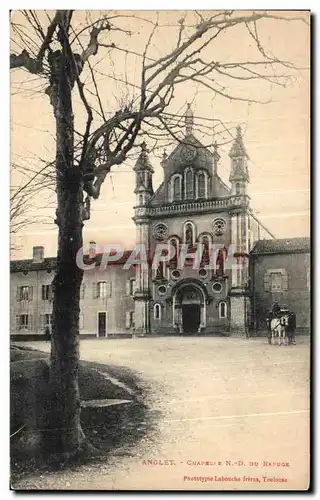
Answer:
[10,10,310,260]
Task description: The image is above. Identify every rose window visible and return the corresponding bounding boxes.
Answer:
[181,145,197,162]
[153,223,168,241]
[212,218,227,236]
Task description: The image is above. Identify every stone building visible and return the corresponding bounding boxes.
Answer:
[10,107,310,339]
[132,106,274,336]
[250,237,310,333]
[10,246,135,340]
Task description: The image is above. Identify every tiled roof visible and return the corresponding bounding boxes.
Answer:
[251,237,310,255]
[10,251,134,273]
[10,257,57,273]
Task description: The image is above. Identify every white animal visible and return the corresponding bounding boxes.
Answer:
[270,315,288,346]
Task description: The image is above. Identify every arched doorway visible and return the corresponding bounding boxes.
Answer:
[174,284,205,335]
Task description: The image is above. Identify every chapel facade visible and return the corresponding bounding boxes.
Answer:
[132,106,273,336]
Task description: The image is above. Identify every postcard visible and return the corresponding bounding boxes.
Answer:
[10,9,310,491]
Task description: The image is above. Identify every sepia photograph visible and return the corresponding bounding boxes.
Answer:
[9,9,310,491]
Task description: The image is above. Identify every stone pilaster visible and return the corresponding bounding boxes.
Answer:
[133,221,150,336]
[230,291,252,336]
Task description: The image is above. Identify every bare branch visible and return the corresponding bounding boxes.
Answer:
[81,22,111,63]
[10,11,59,73]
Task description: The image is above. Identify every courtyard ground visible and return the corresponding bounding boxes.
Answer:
[12,336,310,491]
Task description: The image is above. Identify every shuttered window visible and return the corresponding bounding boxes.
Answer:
[264,269,288,292]
[98,281,107,298]
[17,286,33,301]
[19,314,30,330]
[93,281,112,298]
[41,284,52,300]
[39,314,51,330]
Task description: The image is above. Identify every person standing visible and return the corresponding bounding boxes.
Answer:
[271,300,281,317]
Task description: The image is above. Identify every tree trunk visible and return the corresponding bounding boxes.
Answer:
[49,186,85,454]
[46,17,85,454]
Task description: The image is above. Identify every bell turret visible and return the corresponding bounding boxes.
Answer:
[229,125,249,196]
[133,142,154,206]
[185,103,194,136]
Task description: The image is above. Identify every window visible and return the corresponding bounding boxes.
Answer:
[139,194,143,205]
[20,314,29,329]
[40,314,52,330]
[212,218,227,236]
[173,175,182,200]
[153,223,168,241]
[93,281,112,298]
[42,284,52,300]
[158,285,167,296]
[212,282,222,293]
[264,269,288,292]
[270,273,282,291]
[219,302,227,319]
[199,235,210,266]
[216,247,227,276]
[154,303,161,320]
[185,169,194,199]
[197,172,206,198]
[98,281,107,298]
[169,237,179,269]
[236,183,240,195]
[184,222,195,246]
[80,283,85,299]
[17,286,33,302]
[171,269,180,280]
[17,314,30,330]
[198,268,208,279]
[45,314,52,326]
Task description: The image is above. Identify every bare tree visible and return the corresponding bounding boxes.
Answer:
[10,159,55,251]
[10,9,308,457]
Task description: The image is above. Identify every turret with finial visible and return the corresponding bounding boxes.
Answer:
[133,141,154,206]
[229,125,250,196]
[185,103,194,136]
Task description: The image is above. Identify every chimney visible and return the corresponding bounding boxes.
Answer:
[33,246,44,263]
[89,241,96,259]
